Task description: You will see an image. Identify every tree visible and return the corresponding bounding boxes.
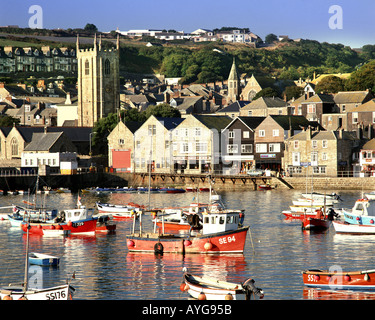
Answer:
[84,23,98,32]
[315,75,345,94]
[144,103,181,119]
[0,115,19,126]
[265,33,278,44]
[253,87,280,100]
[284,86,304,101]
[345,60,375,92]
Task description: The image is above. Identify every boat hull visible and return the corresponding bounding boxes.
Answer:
[183,274,247,300]
[302,217,330,230]
[303,269,375,290]
[0,284,74,300]
[21,218,97,235]
[333,221,375,234]
[126,227,249,254]
[29,253,60,266]
[343,209,375,226]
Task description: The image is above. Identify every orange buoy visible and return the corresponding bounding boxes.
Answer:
[344,275,351,282]
[180,282,189,292]
[2,295,12,300]
[184,240,192,247]
[18,296,28,300]
[198,291,206,300]
[67,221,73,227]
[204,242,213,251]
[127,240,135,247]
[225,293,233,300]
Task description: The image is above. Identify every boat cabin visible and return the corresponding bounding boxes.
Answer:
[351,199,375,216]
[62,207,95,222]
[202,211,242,235]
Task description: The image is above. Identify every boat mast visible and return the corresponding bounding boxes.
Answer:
[23,219,30,293]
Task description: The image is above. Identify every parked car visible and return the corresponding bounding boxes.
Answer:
[247,169,263,176]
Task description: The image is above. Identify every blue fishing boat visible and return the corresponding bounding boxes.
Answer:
[29,253,60,266]
[342,198,375,226]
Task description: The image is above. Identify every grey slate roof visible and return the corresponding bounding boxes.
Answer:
[24,132,62,151]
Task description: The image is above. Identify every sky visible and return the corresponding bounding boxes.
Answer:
[1,0,375,48]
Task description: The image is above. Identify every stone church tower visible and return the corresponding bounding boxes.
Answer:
[227,58,240,103]
[76,34,120,127]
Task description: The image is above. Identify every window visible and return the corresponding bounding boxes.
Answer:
[256,144,267,153]
[269,143,280,152]
[322,152,328,160]
[273,129,279,137]
[322,140,328,148]
[352,112,358,124]
[85,59,89,75]
[243,131,250,139]
[311,152,318,166]
[228,131,235,138]
[165,140,170,149]
[259,130,265,137]
[196,142,207,153]
[373,112,375,123]
[148,125,156,136]
[292,152,300,166]
[11,138,18,156]
[312,140,318,149]
[248,111,252,116]
[118,139,124,145]
[307,104,316,114]
[294,141,299,149]
[136,141,140,149]
[241,144,252,153]
[181,142,189,153]
[227,144,238,153]
[298,106,302,115]
[195,128,201,136]
[104,59,110,75]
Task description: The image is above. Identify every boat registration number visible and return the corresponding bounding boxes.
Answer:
[218,235,236,244]
[46,290,67,300]
[73,222,84,227]
[306,274,318,282]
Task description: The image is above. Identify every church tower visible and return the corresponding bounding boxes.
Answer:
[227,58,240,103]
[76,34,120,127]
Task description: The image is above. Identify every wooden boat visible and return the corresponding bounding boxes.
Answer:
[21,206,98,235]
[258,184,273,190]
[303,269,375,290]
[182,271,264,300]
[96,201,143,220]
[301,208,336,230]
[332,220,375,234]
[29,253,60,266]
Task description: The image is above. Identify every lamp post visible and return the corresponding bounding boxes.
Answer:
[89,132,96,156]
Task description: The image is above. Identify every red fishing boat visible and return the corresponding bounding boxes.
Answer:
[21,206,98,235]
[303,269,375,290]
[126,203,248,254]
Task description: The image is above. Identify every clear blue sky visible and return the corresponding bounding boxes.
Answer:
[1,0,375,48]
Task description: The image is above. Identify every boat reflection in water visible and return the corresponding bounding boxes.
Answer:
[303,288,375,300]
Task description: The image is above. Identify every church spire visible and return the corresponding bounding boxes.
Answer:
[228,57,239,81]
[227,57,240,102]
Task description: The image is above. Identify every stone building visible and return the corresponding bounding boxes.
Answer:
[284,127,361,177]
[227,58,240,103]
[76,34,120,127]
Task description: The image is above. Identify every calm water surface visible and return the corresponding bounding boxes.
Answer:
[1,188,375,300]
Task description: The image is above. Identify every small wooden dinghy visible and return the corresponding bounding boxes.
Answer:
[29,253,60,266]
[182,270,264,300]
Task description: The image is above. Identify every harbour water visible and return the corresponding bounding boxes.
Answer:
[1,188,375,300]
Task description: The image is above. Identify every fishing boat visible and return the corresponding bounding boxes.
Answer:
[302,269,375,290]
[342,198,375,226]
[160,187,186,194]
[28,253,60,266]
[283,207,339,220]
[332,220,375,234]
[0,217,75,300]
[96,201,143,220]
[21,206,97,235]
[182,270,264,300]
[126,201,248,254]
[301,208,336,230]
[293,198,337,207]
[258,184,273,190]
[301,192,341,202]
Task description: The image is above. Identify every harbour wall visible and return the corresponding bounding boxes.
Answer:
[1,172,375,192]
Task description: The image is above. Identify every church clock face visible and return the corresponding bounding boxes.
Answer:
[105,85,112,93]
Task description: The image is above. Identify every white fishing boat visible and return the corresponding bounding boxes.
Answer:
[301,192,341,202]
[293,198,336,207]
[96,201,143,220]
[364,191,375,200]
[333,220,375,234]
[182,269,264,300]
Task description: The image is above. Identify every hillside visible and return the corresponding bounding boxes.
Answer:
[0,31,372,85]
